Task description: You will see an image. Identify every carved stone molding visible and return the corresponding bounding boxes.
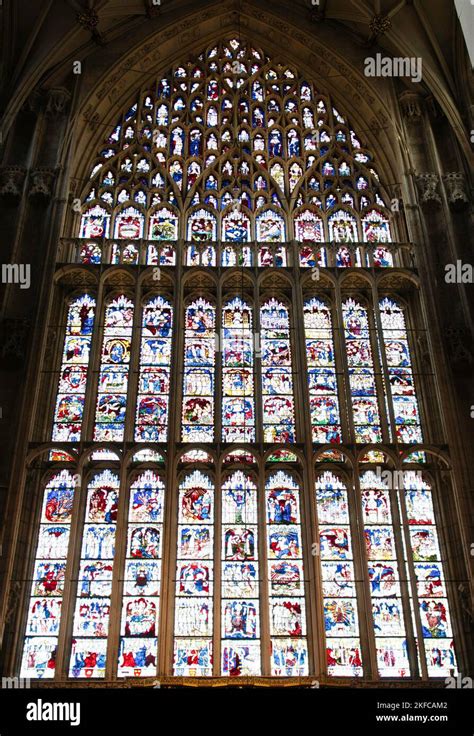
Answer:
[28,167,57,202]
[0,166,27,203]
[45,87,72,117]
[415,173,442,208]
[443,172,470,211]
[398,91,424,122]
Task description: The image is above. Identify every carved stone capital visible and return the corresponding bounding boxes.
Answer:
[398,91,424,122]
[45,87,71,116]
[443,172,470,211]
[28,167,57,202]
[0,165,27,203]
[415,173,442,208]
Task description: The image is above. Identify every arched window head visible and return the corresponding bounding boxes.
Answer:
[78,38,391,264]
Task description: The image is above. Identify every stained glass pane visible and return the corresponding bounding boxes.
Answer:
[261,299,295,443]
[343,299,382,442]
[222,298,255,442]
[304,299,341,443]
[403,472,457,677]
[173,471,214,676]
[118,471,164,677]
[266,471,308,675]
[21,471,76,678]
[362,210,393,267]
[316,472,362,676]
[69,471,119,678]
[361,470,410,677]
[94,296,134,441]
[221,471,261,675]
[379,299,423,444]
[182,299,215,442]
[135,296,173,442]
[52,295,96,443]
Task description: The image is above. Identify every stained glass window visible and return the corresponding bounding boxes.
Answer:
[21,471,76,678]
[52,295,96,443]
[362,209,393,267]
[316,472,362,676]
[403,472,457,676]
[173,471,214,676]
[70,470,119,678]
[261,299,295,443]
[222,472,261,675]
[94,295,134,441]
[304,299,342,443]
[343,298,382,443]
[222,298,255,442]
[182,299,215,442]
[118,471,164,677]
[379,299,423,444]
[80,205,110,239]
[361,470,410,677]
[21,36,460,685]
[266,471,308,675]
[135,296,173,442]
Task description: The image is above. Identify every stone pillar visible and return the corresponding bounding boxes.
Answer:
[0,84,74,674]
[397,89,474,677]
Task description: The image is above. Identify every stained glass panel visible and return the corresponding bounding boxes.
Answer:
[316,472,362,676]
[94,296,134,441]
[343,299,382,443]
[21,471,76,678]
[182,299,215,442]
[173,471,214,675]
[118,471,164,677]
[379,299,423,444]
[304,299,342,443]
[222,298,255,442]
[69,471,119,678]
[52,295,96,443]
[135,296,173,442]
[261,299,295,443]
[266,471,308,675]
[361,471,410,677]
[221,471,260,675]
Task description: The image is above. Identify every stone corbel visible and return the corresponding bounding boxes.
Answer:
[0,318,31,367]
[443,324,473,366]
[443,172,470,211]
[0,165,27,203]
[45,87,72,117]
[398,91,424,123]
[28,167,57,203]
[20,88,43,115]
[415,173,442,208]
